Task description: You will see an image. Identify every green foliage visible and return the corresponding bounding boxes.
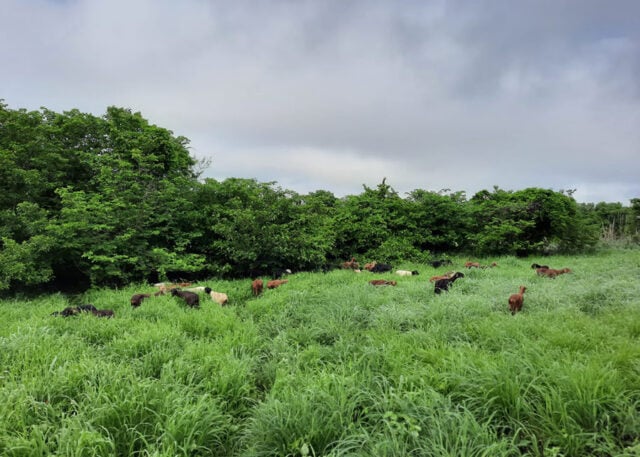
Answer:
[0,103,202,289]
[0,100,620,292]
[194,179,336,278]
[468,187,598,255]
[365,236,429,264]
[406,189,470,253]
[580,200,640,244]
[333,191,393,258]
[0,235,54,290]
[333,179,425,260]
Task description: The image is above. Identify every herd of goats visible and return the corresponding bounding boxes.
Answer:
[50,259,572,319]
[337,258,571,315]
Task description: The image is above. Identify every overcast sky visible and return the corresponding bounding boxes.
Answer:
[1,0,639,203]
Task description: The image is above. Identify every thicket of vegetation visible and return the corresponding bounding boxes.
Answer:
[1,102,638,293]
[1,250,639,456]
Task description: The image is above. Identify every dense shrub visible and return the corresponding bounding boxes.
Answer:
[0,102,615,293]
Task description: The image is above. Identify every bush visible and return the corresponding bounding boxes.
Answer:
[365,237,429,264]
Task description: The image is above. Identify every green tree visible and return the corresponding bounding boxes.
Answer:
[193,180,339,277]
[631,198,640,237]
[581,201,635,240]
[292,190,338,269]
[468,187,598,255]
[333,180,397,260]
[0,103,203,290]
[47,108,203,286]
[405,189,470,253]
[332,179,430,262]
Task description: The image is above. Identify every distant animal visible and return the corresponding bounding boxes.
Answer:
[363,262,377,271]
[342,258,359,270]
[52,304,107,318]
[429,259,453,268]
[369,279,397,286]
[184,286,207,293]
[434,272,465,294]
[370,263,393,273]
[429,271,456,282]
[130,293,151,308]
[508,286,527,315]
[396,270,419,277]
[252,279,264,296]
[537,267,572,278]
[531,263,549,269]
[154,282,192,294]
[204,287,228,306]
[482,262,498,268]
[77,304,98,312]
[464,262,480,269]
[267,279,288,289]
[170,288,200,308]
[54,306,79,317]
[272,268,292,279]
[91,309,115,318]
[51,304,97,317]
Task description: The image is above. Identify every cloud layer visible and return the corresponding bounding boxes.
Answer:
[2,0,639,202]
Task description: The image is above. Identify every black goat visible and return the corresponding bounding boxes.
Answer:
[434,272,465,294]
[52,304,97,317]
[78,304,97,312]
[531,263,549,269]
[370,263,393,273]
[429,259,453,268]
[171,288,200,308]
[91,309,115,318]
[272,268,292,279]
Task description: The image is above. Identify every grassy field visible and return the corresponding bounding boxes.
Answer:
[1,249,639,456]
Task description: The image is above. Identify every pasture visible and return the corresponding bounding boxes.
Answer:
[1,249,639,456]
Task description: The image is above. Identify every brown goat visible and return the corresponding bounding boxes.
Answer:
[130,293,151,308]
[267,279,288,289]
[342,257,359,270]
[363,262,377,271]
[537,267,572,278]
[369,279,397,286]
[536,267,551,276]
[154,282,193,294]
[252,279,264,296]
[464,261,480,268]
[508,286,526,315]
[429,271,456,282]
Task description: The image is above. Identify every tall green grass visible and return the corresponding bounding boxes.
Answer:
[1,249,639,456]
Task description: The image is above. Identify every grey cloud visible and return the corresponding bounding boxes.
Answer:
[1,0,638,202]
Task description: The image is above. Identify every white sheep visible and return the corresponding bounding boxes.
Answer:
[395,270,419,276]
[204,287,228,306]
[184,286,207,292]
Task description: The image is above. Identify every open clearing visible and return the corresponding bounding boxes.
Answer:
[1,249,639,456]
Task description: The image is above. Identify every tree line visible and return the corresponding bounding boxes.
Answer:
[1,102,636,293]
